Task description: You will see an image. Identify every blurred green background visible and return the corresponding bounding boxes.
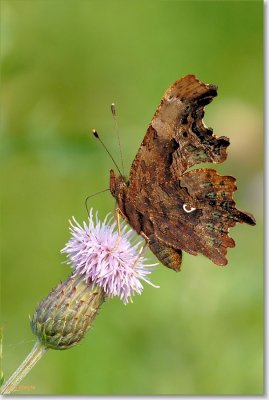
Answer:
[1,0,263,395]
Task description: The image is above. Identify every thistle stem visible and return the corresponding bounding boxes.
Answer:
[0,341,47,395]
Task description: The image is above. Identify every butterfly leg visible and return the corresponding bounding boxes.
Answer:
[114,206,128,236]
[114,207,122,236]
[138,231,150,257]
[132,240,149,270]
[140,231,149,242]
[110,209,122,251]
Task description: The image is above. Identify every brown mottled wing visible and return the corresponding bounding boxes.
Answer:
[128,74,230,196]
[126,74,255,266]
[148,169,255,266]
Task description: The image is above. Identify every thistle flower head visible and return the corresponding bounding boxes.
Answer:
[61,209,159,304]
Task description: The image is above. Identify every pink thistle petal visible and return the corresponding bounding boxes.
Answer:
[61,209,159,304]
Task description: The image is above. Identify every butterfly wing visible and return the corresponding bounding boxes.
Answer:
[128,74,229,195]
[148,169,255,266]
[126,74,255,268]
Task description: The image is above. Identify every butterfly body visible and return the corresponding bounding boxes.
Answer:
[110,170,183,270]
[110,75,256,271]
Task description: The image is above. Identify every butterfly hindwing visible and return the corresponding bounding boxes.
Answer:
[147,169,255,266]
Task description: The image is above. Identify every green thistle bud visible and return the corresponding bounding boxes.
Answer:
[31,274,105,350]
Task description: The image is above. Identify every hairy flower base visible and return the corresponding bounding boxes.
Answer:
[31,274,105,350]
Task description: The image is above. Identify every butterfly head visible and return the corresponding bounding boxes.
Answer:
[109,169,128,205]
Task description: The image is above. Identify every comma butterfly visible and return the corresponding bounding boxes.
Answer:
[109,75,256,271]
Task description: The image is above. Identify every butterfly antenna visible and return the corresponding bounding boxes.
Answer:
[92,129,122,175]
[111,103,125,176]
[85,188,110,217]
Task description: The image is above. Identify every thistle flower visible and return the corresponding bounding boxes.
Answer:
[1,209,158,394]
[61,209,159,304]
[31,210,158,351]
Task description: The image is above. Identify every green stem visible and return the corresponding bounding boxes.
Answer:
[0,341,47,395]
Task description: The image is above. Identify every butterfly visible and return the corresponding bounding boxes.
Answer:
[109,75,256,271]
